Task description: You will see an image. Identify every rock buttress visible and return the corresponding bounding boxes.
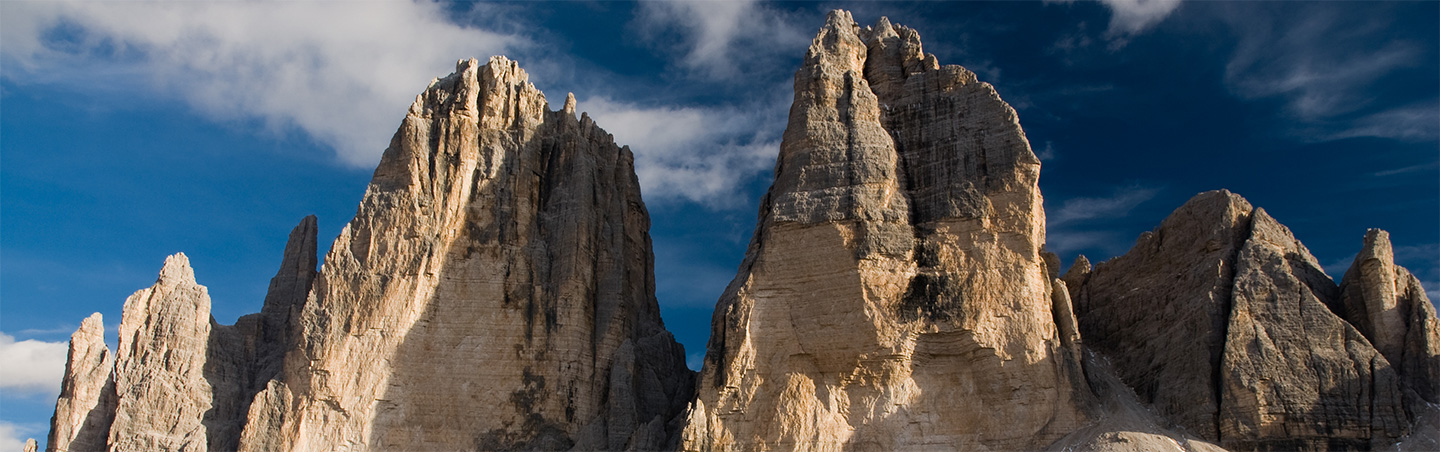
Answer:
[681,11,1087,451]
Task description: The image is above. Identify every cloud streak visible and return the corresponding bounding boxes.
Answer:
[1046,185,1161,256]
[1050,186,1160,227]
[1,1,523,167]
[1218,4,1437,142]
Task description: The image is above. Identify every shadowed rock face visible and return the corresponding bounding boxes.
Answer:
[47,216,319,452]
[46,57,694,452]
[1071,190,1429,450]
[46,313,114,452]
[1339,229,1440,406]
[681,11,1088,451]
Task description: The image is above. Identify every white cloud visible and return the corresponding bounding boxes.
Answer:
[1047,230,1129,256]
[0,421,28,452]
[1325,105,1440,142]
[1049,186,1159,227]
[1098,0,1183,36]
[632,1,807,80]
[1046,185,1161,257]
[0,332,67,396]
[1,1,523,167]
[579,97,781,207]
[1037,141,1058,162]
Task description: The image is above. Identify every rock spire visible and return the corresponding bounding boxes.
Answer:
[45,56,694,451]
[680,11,1088,450]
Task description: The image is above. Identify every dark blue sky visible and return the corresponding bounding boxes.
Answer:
[2,1,1436,447]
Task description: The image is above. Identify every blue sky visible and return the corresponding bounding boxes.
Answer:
[1,1,1436,448]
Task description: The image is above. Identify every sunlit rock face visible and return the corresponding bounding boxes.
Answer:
[247,57,694,451]
[680,11,1091,451]
[41,10,1440,452]
[46,56,694,452]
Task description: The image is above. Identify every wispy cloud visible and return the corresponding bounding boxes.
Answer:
[0,331,67,396]
[1037,142,1058,162]
[1098,0,1183,36]
[1218,4,1437,142]
[1321,253,1357,281]
[1050,185,1160,227]
[1323,104,1440,142]
[1,1,523,167]
[1371,161,1440,178]
[16,325,79,337]
[580,96,782,207]
[631,1,807,80]
[1046,185,1161,256]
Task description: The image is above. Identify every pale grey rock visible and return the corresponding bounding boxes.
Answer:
[1220,208,1407,450]
[1393,403,1440,451]
[1075,191,1255,439]
[1074,190,1417,450]
[682,11,1086,450]
[46,313,114,452]
[1062,254,1091,299]
[1340,229,1440,405]
[108,254,217,452]
[23,439,37,452]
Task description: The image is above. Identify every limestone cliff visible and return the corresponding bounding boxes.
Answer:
[1338,229,1440,406]
[247,56,694,451]
[1069,190,1431,450]
[680,11,1089,450]
[45,56,694,451]
[46,313,114,452]
[41,10,1440,452]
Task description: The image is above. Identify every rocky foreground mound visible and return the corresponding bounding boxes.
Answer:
[43,10,1437,452]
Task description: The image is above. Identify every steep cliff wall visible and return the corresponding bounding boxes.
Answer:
[46,56,694,452]
[680,11,1089,450]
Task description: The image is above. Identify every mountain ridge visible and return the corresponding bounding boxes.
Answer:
[39,10,1439,452]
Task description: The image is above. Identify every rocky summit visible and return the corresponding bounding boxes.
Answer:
[45,56,693,452]
[42,10,1438,452]
[680,11,1086,450]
